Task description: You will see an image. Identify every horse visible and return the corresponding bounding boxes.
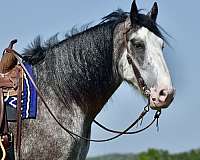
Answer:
[12,0,175,159]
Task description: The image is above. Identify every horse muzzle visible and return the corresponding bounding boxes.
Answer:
[149,87,175,110]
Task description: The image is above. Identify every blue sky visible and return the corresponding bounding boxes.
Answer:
[0,0,200,157]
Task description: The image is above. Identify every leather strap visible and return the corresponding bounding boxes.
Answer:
[16,68,22,160]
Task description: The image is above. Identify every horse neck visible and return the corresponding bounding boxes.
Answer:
[34,23,122,119]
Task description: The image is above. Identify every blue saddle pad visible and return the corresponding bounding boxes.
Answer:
[5,63,37,121]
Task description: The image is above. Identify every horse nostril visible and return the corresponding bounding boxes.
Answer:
[152,98,156,101]
[158,89,168,103]
[159,89,167,97]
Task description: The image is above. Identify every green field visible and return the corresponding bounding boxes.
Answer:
[87,148,200,160]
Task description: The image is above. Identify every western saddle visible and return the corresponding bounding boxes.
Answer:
[0,40,23,160]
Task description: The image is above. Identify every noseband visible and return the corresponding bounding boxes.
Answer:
[11,38,161,143]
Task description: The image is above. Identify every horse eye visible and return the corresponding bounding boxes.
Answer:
[130,40,145,50]
[134,43,144,49]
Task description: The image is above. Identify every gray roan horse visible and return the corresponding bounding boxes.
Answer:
[14,0,175,159]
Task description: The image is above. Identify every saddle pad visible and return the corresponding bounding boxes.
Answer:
[5,63,37,121]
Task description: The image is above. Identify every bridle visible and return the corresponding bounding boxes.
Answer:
[10,34,161,143]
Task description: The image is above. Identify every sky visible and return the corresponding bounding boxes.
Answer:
[0,0,200,158]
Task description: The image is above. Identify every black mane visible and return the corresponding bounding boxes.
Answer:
[23,9,128,65]
[23,9,166,65]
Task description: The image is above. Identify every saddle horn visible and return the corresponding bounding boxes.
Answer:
[8,39,17,49]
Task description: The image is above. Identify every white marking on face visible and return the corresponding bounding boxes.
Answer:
[118,27,173,91]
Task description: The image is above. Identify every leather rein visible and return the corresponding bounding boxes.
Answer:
[10,34,161,143]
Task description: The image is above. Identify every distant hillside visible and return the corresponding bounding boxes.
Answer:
[87,153,137,160]
[87,148,200,160]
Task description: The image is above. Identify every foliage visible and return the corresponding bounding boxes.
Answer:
[87,148,200,160]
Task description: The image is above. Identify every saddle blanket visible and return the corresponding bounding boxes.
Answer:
[5,63,37,121]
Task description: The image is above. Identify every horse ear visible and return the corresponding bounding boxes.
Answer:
[130,0,138,25]
[149,2,158,22]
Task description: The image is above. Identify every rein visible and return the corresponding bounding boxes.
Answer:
[93,106,161,135]
[10,38,161,143]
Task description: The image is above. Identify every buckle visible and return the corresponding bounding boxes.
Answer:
[7,132,13,143]
[1,132,13,145]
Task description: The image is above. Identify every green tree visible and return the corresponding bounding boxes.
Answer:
[87,148,200,160]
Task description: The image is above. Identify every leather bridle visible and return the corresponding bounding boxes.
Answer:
[10,35,161,143]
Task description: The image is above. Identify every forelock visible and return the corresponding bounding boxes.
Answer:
[132,14,164,40]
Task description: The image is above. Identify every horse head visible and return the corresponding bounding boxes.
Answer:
[116,0,175,110]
